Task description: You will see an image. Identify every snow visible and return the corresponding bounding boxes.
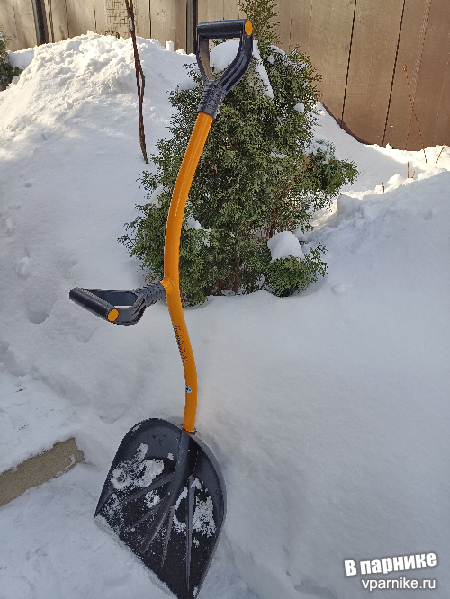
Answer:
[211,40,274,98]
[186,215,203,230]
[193,495,216,537]
[110,444,164,490]
[1,33,449,599]
[6,47,35,71]
[267,231,304,262]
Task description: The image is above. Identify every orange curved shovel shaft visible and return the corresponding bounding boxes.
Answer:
[160,112,213,433]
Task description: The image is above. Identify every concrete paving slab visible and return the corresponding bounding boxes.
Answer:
[0,438,84,506]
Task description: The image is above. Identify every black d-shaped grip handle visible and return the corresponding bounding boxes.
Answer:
[196,19,253,119]
[197,19,252,41]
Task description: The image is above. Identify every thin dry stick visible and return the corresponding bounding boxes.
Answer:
[403,64,427,163]
[125,0,148,164]
[435,146,446,164]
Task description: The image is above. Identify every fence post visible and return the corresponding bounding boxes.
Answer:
[186,0,197,54]
[31,0,47,45]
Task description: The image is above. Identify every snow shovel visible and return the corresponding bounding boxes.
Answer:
[69,19,253,599]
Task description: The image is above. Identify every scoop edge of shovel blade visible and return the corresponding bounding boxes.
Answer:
[94,418,226,599]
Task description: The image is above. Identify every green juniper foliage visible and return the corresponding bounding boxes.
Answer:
[120,0,358,305]
[0,29,22,91]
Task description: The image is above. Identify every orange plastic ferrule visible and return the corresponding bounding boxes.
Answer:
[160,112,213,433]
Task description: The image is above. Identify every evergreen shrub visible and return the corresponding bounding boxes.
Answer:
[0,29,22,91]
[120,0,358,305]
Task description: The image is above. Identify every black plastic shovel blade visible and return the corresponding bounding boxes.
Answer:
[94,419,226,599]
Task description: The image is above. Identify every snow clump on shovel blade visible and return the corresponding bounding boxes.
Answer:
[111,443,165,491]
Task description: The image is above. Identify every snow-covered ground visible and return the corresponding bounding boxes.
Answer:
[1,32,449,599]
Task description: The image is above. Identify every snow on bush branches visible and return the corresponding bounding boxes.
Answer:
[0,30,23,91]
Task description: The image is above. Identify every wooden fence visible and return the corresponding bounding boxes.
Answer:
[2,0,449,151]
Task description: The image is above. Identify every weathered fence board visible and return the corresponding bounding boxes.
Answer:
[16,0,37,48]
[286,0,310,54]
[297,0,355,129]
[134,0,150,39]
[1,0,21,51]
[223,0,240,21]
[274,0,291,47]
[5,0,37,50]
[383,0,432,151]
[342,0,405,146]
[64,0,91,39]
[406,0,450,151]
[198,0,244,26]
[174,0,186,51]
[434,45,450,150]
[198,0,224,25]
[93,0,107,35]
[149,0,175,48]
[42,0,68,42]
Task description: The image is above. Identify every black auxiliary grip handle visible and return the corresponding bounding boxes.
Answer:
[69,282,166,326]
[196,19,253,119]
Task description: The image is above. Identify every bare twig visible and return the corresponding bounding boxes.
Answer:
[436,146,446,165]
[407,161,415,178]
[125,0,148,164]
